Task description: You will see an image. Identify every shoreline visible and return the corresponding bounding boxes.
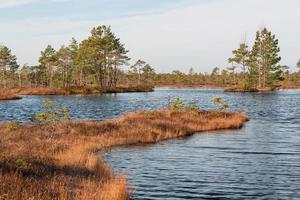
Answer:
[1,85,299,101]
[0,109,248,200]
[0,85,154,100]
[155,84,300,91]
[223,86,300,93]
[154,84,225,89]
[0,90,23,101]
[0,95,22,101]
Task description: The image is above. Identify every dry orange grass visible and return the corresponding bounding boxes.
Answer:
[0,109,248,200]
[5,85,154,97]
[0,89,22,100]
[279,83,300,89]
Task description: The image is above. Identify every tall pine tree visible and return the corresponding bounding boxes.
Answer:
[249,28,281,88]
[38,45,57,87]
[0,45,19,87]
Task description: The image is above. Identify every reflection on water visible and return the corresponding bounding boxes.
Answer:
[1,89,300,199]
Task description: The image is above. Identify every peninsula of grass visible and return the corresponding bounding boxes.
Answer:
[0,108,248,200]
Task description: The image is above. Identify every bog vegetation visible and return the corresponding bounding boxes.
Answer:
[0,97,248,200]
[32,99,70,124]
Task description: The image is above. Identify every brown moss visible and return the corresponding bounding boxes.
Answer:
[0,109,248,199]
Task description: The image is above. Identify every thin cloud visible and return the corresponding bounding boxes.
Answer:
[0,0,33,8]
[0,0,299,72]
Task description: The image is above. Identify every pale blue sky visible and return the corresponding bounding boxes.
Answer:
[0,0,201,20]
[0,0,299,72]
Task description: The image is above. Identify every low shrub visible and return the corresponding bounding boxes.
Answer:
[212,96,229,111]
[170,97,200,111]
[32,99,70,124]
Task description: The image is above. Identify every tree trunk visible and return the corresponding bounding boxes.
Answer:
[18,73,22,88]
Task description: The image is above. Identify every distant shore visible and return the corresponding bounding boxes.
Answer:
[1,84,299,101]
[155,84,224,89]
[155,84,300,91]
[0,109,248,199]
[0,85,154,100]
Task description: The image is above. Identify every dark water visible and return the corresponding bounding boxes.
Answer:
[1,88,300,199]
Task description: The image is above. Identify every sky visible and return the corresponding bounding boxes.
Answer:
[0,0,300,73]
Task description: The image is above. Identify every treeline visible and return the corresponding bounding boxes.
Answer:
[153,68,235,86]
[155,27,300,88]
[1,26,299,89]
[0,25,155,89]
[153,67,300,87]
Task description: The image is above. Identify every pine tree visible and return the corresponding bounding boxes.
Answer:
[39,45,57,87]
[57,46,73,87]
[0,45,19,87]
[109,32,130,87]
[226,66,237,85]
[141,64,155,85]
[211,67,220,84]
[130,60,146,85]
[228,43,250,88]
[228,43,250,74]
[68,38,80,86]
[78,26,129,88]
[249,28,281,88]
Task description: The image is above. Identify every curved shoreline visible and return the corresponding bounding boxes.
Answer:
[0,109,248,199]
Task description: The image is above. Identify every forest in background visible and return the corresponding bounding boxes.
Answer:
[0,26,299,90]
[155,28,300,89]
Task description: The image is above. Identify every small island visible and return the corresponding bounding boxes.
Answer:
[224,28,299,92]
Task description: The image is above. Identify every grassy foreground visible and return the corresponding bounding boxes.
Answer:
[0,109,248,200]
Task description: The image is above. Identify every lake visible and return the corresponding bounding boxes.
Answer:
[1,88,300,199]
